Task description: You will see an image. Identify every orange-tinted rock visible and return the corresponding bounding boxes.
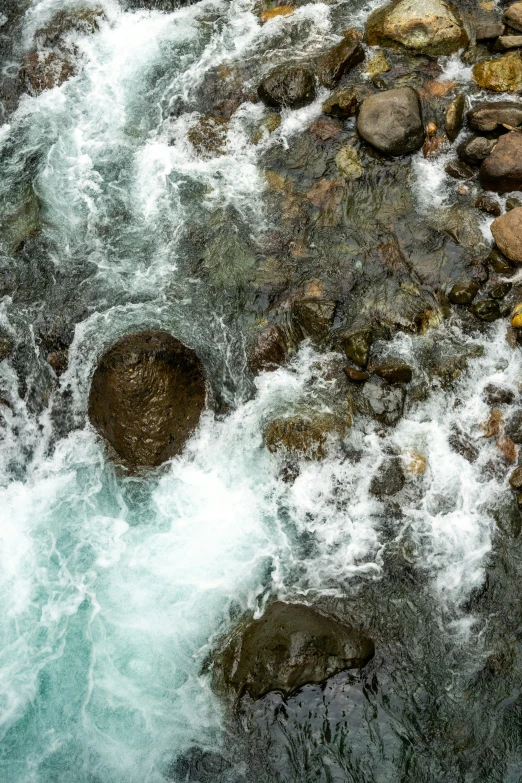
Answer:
[491,208,522,264]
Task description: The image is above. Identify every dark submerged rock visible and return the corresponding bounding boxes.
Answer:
[212,601,375,700]
[488,249,515,275]
[489,282,512,299]
[88,331,206,471]
[484,384,515,405]
[470,300,501,321]
[291,298,337,345]
[170,748,232,783]
[358,377,406,425]
[316,38,365,88]
[370,456,405,496]
[473,193,501,216]
[373,361,413,384]
[247,324,288,374]
[322,85,370,117]
[357,88,424,156]
[340,329,373,368]
[509,465,522,489]
[258,66,316,110]
[467,100,522,132]
[479,133,522,194]
[506,410,522,443]
[448,281,479,304]
[445,159,475,179]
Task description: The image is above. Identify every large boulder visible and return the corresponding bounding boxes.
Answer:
[467,100,522,132]
[88,331,206,471]
[504,3,522,33]
[212,601,375,700]
[315,38,365,88]
[365,0,468,56]
[472,52,522,92]
[491,208,522,265]
[479,133,522,194]
[258,66,316,109]
[356,87,424,156]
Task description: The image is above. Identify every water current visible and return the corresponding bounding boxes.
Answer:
[2,0,522,781]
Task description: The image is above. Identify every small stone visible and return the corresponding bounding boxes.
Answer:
[449,425,479,462]
[504,2,522,33]
[506,410,522,442]
[472,51,522,92]
[344,366,370,382]
[516,492,522,509]
[361,378,406,425]
[448,281,480,304]
[511,303,522,327]
[373,361,413,384]
[491,208,522,265]
[0,338,13,360]
[496,435,518,462]
[404,451,427,474]
[495,35,522,50]
[488,249,515,275]
[476,23,505,40]
[258,66,316,109]
[260,5,294,22]
[470,299,501,321]
[474,193,501,216]
[322,86,367,117]
[265,414,345,461]
[467,100,522,131]
[427,121,438,136]
[335,145,364,179]
[423,134,445,157]
[248,323,288,374]
[340,329,373,368]
[458,135,497,166]
[309,116,343,141]
[507,197,522,211]
[445,93,465,142]
[445,159,476,179]
[316,38,365,89]
[370,456,405,497]
[489,282,512,299]
[47,349,68,376]
[509,465,522,489]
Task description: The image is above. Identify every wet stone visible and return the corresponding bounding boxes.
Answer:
[504,2,522,33]
[509,465,522,489]
[212,601,375,700]
[356,87,424,156]
[448,281,480,305]
[488,248,515,275]
[291,298,337,345]
[373,361,413,384]
[322,86,368,118]
[484,384,515,405]
[495,35,522,50]
[361,377,406,425]
[247,323,288,374]
[335,145,364,179]
[476,23,505,40]
[170,748,232,782]
[264,414,345,461]
[370,456,406,496]
[479,132,522,194]
[258,66,316,109]
[340,329,373,368]
[491,208,522,265]
[445,159,475,180]
[474,193,501,216]
[309,116,343,141]
[449,425,479,462]
[506,410,522,443]
[445,93,465,142]
[470,299,501,321]
[491,496,522,537]
[344,366,370,382]
[22,51,75,95]
[467,100,522,132]
[458,135,497,166]
[315,38,365,88]
[507,197,522,210]
[489,282,512,299]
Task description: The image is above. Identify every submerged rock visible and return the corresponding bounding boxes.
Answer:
[291,298,337,345]
[373,361,413,384]
[88,331,206,471]
[467,100,522,132]
[258,66,316,109]
[22,51,75,95]
[448,280,479,304]
[316,38,365,88]
[491,208,522,264]
[322,85,370,117]
[340,329,373,368]
[370,456,406,496]
[335,145,364,178]
[247,324,288,374]
[479,133,522,194]
[365,0,468,56]
[357,87,424,156]
[470,300,501,321]
[458,135,497,166]
[264,413,345,461]
[212,601,375,700]
[355,377,406,425]
[472,52,522,92]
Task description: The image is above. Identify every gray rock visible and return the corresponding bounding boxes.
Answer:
[458,135,497,166]
[258,66,316,110]
[467,100,522,132]
[357,87,424,156]
[479,132,522,194]
[476,23,505,40]
[370,456,405,496]
[361,377,406,425]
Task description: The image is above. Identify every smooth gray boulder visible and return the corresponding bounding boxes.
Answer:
[357,87,424,155]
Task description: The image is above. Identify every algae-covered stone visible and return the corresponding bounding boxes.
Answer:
[340,329,373,368]
[264,413,345,460]
[511,303,522,327]
[472,52,522,92]
[258,66,316,109]
[335,145,364,179]
[212,601,375,700]
[365,50,391,78]
[322,86,369,117]
[365,0,468,56]
[445,93,465,142]
[316,38,365,88]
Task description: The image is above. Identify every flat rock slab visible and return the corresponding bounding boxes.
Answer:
[88,330,206,471]
[212,601,375,700]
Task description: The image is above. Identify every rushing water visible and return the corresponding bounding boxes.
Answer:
[2,0,522,781]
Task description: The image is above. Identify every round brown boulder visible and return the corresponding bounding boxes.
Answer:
[479,133,522,194]
[491,208,522,265]
[88,331,206,471]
